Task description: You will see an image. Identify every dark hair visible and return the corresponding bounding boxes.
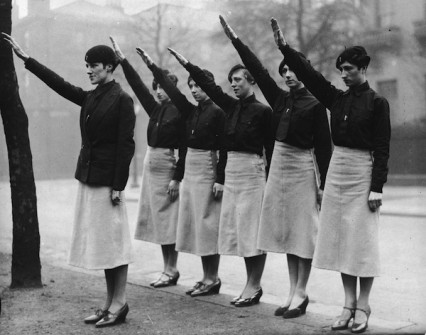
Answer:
[227,64,255,84]
[335,46,370,69]
[278,52,309,75]
[85,45,118,71]
[187,69,214,86]
[152,69,178,90]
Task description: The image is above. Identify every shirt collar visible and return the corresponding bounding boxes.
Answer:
[240,93,256,105]
[345,81,370,96]
[290,87,308,99]
[94,80,115,99]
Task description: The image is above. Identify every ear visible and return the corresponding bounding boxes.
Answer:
[105,64,114,72]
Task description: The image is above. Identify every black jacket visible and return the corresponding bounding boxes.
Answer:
[25,58,136,191]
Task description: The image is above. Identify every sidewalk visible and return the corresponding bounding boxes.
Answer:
[0,253,418,335]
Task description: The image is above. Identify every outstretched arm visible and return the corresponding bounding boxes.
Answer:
[110,36,158,116]
[220,16,282,106]
[136,47,193,119]
[270,18,338,109]
[2,33,86,106]
[168,47,236,111]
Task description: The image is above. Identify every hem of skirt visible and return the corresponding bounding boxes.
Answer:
[176,248,219,256]
[134,237,176,245]
[219,250,266,257]
[68,260,133,270]
[312,263,380,277]
[258,247,313,259]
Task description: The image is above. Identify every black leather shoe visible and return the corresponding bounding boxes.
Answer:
[186,281,203,295]
[84,309,107,324]
[351,306,371,333]
[283,296,309,319]
[274,305,289,316]
[331,306,356,330]
[153,272,180,288]
[230,295,241,305]
[95,303,129,328]
[234,287,263,307]
[191,279,221,297]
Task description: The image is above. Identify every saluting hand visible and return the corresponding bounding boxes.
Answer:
[167,180,180,202]
[270,18,287,48]
[368,191,382,212]
[219,15,238,40]
[109,36,125,61]
[111,190,121,206]
[212,183,224,200]
[136,47,154,66]
[168,48,188,66]
[1,32,29,61]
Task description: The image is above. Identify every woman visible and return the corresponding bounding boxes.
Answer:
[169,47,273,307]
[271,19,391,333]
[135,47,226,297]
[220,17,332,318]
[2,33,135,328]
[109,37,185,288]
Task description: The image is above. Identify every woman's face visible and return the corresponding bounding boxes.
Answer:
[188,80,208,102]
[230,69,252,99]
[86,62,110,85]
[155,85,170,103]
[281,65,303,90]
[339,61,366,87]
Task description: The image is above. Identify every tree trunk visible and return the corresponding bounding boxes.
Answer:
[0,0,42,288]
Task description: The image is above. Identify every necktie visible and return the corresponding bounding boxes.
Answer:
[226,100,242,135]
[275,96,293,141]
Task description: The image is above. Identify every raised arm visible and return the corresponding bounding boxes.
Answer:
[110,36,158,116]
[2,33,86,106]
[270,18,338,109]
[136,47,194,119]
[220,16,282,106]
[168,47,236,111]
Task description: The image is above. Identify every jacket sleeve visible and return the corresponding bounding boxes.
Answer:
[172,135,187,182]
[25,58,87,106]
[113,93,136,191]
[312,104,332,190]
[215,109,227,185]
[262,107,274,174]
[149,63,194,120]
[279,45,339,110]
[232,38,282,107]
[184,62,236,112]
[120,58,159,116]
[371,96,391,193]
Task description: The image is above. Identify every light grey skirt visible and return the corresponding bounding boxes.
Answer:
[68,182,133,270]
[176,148,221,256]
[313,146,380,277]
[134,147,179,245]
[257,141,319,258]
[218,152,266,257]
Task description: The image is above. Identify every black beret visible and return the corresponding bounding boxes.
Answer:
[152,69,178,90]
[188,69,214,85]
[278,51,309,75]
[227,64,255,84]
[336,46,370,69]
[85,45,118,70]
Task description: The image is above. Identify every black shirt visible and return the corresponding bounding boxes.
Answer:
[184,62,273,168]
[149,63,227,184]
[120,58,186,181]
[280,44,391,192]
[232,38,332,189]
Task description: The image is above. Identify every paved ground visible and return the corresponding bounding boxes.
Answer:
[0,179,425,334]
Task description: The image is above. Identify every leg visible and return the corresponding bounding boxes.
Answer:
[202,254,220,284]
[242,254,266,298]
[163,243,178,275]
[104,269,115,311]
[332,273,357,329]
[354,277,374,324]
[283,254,299,308]
[153,244,179,287]
[109,265,128,312]
[290,256,312,308]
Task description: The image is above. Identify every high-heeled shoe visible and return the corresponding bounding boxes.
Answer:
[283,296,309,319]
[84,308,107,324]
[152,272,180,288]
[186,281,203,295]
[331,306,356,330]
[95,303,129,328]
[234,287,263,307]
[230,295,241,305]
[351,306,371,333]
[274,305,289,316]
[191,278,221,297]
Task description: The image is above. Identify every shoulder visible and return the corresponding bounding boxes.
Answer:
[252,100,272,113]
